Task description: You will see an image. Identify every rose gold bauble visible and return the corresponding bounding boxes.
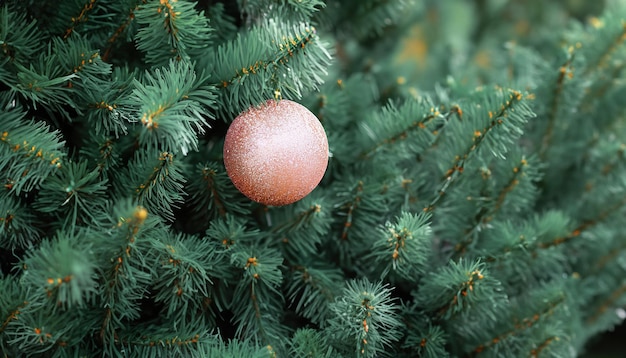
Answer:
[223,99,329,206]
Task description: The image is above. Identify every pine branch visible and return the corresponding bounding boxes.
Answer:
[538,52,575,158]
[19,230,97,309]
[289,328,340,358]
[152,233,225,321]
[454,153,542,255]
[238,0,326,25]
[63,0,97,39]
[535,195,626,251]
[102,0,145,62]
[331,178,390,265]
[585,282,626,326]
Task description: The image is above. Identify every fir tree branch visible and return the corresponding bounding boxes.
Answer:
[454,154,540,255]
[63,0,97,39]
[425,89,532,213]
[131,60,215,154]
[366,211,432,279]
[0,5,44,65]
[0,109,65,193]
[585,282,626,325]
[582,21,626,77]
[34,160,108,231]
[331,177,391,266]
[327,279,401,357]
[230,246,286,347]
[125,151,186,222]
[471,294,565,355]
[415,259,506,320]
[0,301,28,335]
[359,98,441,159]
[187,162,251,225]
[98,204,159,353]
[210,20,331,117]
[102,1,145,62]
[286,263,343,325]
[536,195,626,251]
[529,336,559,358]
[539,55,573,158]
[0,193,43,249]
[268,196,331,261]
[135,0,213,65]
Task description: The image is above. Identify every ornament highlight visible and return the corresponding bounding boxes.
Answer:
[224,99,329,206]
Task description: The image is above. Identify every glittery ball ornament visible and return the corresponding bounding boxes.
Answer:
[224,99,329,206]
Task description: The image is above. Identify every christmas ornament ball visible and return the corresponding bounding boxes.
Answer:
[223,99,329,206]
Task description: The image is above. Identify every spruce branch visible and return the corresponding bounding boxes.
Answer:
[229,245,287,347]
[0,5,44,65]
[424,88,534,212]
[366,211,432,279]
[62,0,97,39]
[479,212,571,284]
[0,274,29,355]
[400,306,449,358]
[135,0,213,66]
[331,178,390,265]
[327,279,402,358]
[0,108,65,193]
[152,233,224,321]
[468,285,568,356]
[80,134,122,178]
[0,193,43,249]
[206,3,238,45]
[237,0,326,25]
[415,259,506,319]
[209,20,332,117]
[186,162,251,225]
[10,58,77,117]
[102,0,144,62]
[97,202,163,355]
[538,51,577,159]
[289,328,341,358]
[268,194,332,261]
[34,159,108,232]
[325,0,413,40]
[286,262,344,325]
[19,230,97,308]
[358,97,442,160]
[118,150,187,222]
[453,152,542,255]
[130,60,215,154]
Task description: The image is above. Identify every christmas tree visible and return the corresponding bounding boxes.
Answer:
[1,0,626,356]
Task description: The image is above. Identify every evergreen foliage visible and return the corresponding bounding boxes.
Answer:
[1,0,626,357]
